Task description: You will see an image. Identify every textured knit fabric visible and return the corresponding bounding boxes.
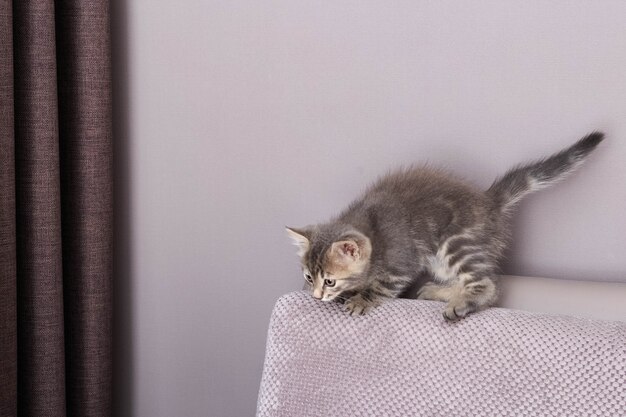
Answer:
[257,292,626,417]
[0,1,113,416]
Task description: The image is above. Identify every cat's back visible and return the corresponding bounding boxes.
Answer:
[367,165,483,203]
[338,165,492,231]
[337,165,498,251]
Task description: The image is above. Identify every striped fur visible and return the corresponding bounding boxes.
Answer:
[287,132,604,320]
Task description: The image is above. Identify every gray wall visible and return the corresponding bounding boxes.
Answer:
[119,1,626,416]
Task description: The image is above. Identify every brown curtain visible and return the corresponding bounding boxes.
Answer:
[0,1,113,416]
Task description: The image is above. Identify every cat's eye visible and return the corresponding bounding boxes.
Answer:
[304,273,313,283]
[324,279,336,287]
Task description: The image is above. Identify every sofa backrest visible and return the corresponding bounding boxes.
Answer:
[257,291,626,416]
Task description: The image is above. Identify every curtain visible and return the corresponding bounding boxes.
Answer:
[0,1,113,416]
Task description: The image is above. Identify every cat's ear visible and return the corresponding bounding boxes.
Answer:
[285,227,311,257]
[329,233,372,270]
[330,241,361,262]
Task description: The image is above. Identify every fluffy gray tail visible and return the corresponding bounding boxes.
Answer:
[487,132,604,212]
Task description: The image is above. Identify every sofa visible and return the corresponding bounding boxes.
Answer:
[256,276,626,416]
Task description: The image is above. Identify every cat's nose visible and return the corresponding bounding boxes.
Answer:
[312,289,323,299]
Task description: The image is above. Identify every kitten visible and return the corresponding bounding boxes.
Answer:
[286,133,604,321]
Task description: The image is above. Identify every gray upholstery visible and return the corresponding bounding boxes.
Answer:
[257,291,626,416]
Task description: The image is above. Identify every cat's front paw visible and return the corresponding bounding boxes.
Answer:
[344,295,380,316]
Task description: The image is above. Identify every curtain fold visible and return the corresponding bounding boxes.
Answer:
[14,2,67,415]
[1,1,113,416]
[0,1,18,416]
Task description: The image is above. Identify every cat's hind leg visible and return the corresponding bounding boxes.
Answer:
[419,277,496,321]
[442,273,497,321]
[417,279,495,321]
[424,242,499,321]
[423,236,501,320]
[416,282,458,302]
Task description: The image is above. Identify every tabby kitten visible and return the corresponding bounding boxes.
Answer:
[287,133,604,321]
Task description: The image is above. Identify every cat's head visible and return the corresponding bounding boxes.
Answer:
[285,225,372,301]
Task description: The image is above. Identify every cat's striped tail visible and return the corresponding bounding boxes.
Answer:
[487,132,604,213]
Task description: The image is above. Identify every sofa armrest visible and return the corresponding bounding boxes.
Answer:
[257,292,625,417]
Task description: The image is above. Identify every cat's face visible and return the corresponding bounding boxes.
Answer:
[286,226,372,301]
